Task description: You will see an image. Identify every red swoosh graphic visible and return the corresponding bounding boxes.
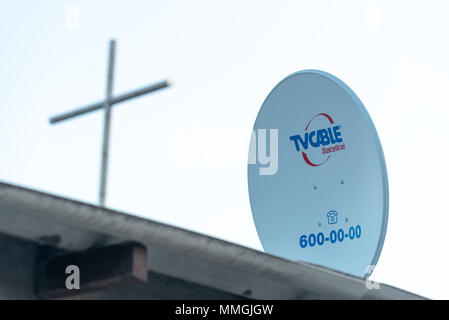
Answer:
[302,113,334,166]
[305,113,334,131]
[302,152,331,167]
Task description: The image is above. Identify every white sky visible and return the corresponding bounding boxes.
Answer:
[1,0,449,299]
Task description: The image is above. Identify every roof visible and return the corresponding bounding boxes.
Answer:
[0,181,425,299]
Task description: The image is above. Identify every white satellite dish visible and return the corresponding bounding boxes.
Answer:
[248,70,388,278]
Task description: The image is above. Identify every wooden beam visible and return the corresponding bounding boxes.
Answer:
[36,242,147,299]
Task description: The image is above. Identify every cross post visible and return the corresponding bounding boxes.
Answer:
[99,39,116,206]
[49,39,171,207]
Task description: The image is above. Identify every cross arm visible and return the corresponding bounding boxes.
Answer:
[49,80,171,124]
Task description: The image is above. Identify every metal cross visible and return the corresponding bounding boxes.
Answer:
[49,39,171,207]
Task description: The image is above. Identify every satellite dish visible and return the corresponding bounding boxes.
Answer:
[248,70,388,278]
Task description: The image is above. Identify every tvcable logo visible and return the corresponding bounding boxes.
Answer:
[289,113,346,166]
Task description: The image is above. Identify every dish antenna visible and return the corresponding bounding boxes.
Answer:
[248,70,388,278]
